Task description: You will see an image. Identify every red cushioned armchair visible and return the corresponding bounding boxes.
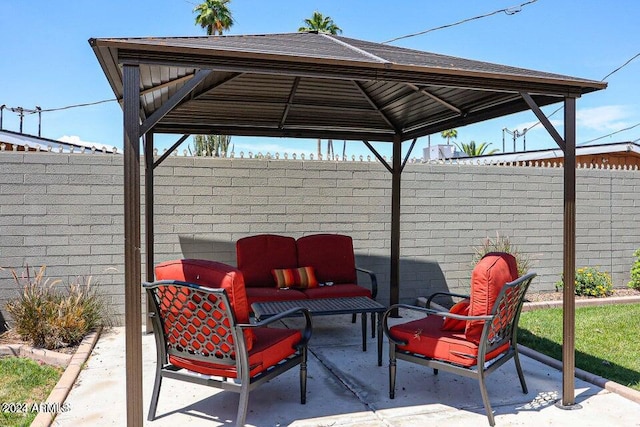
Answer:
[146,260,312,427]
[383,253,536,426]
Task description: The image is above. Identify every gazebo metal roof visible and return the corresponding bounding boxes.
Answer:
[90,32,604,142]
[90,32,606,426]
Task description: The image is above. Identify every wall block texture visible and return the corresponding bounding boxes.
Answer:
[1,152,639,325]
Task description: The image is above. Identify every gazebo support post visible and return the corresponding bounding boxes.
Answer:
[521,92,580,408]
[123,63,143,426]
[560,96,580,409]
[390,134,402,313]
[144,132,154,334]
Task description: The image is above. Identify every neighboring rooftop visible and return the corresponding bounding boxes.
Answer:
[0,129,119,154]
[460,141,640,168]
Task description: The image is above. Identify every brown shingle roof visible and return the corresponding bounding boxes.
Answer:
[90,32,605,142]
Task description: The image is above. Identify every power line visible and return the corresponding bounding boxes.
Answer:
[382,0,538,44]
[601,52,640,81]
[579,121,640,146]
[38,98,117,113]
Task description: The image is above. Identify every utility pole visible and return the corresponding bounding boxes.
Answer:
[503,127,528,152]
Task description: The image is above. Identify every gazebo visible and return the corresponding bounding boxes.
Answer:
[90,32,606,425]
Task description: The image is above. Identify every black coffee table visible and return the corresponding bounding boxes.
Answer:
[252,296,386,366]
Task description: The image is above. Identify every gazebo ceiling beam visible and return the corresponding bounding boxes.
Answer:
[402,94,561,140]
[279,77,301,128]
[154,124,397,142]
[140,73,195,98]
[117,53,590,97]
[405,83,463,115]
[352,80,400,133]
[192,72,243,100]
[140,69,211,135]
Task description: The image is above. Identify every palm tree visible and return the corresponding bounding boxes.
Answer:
[454,141,499,157]
[441,129,458,145]
[192,0,234,155]
[194,0,234,35]
[299,11,342,158]
[298,11,342,34]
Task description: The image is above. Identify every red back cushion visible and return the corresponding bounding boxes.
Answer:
[296,234,357,284]
[465,252,518,344]
[154,259,251,324]
[236,234,298,288]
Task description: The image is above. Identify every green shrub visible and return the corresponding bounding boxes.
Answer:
[472,232,532,276]
[629,248,640,291]
[3,265,105,349]
[556,266,613,297]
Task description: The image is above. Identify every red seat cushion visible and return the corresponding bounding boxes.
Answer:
[296,234,357,284]
[245,287,307,307]
[390,315,509,367]
[169,327,301,378]
[465,253,518,344]
[237,234,298,288]
[302,283,372,299]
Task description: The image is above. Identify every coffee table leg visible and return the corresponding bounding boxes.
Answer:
[361,313,367,351]
[377,313,383,366]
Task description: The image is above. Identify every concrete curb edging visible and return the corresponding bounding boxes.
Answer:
[30,327,103,427]
[0,344,72,367]
[518,344,640,405]
[521,296,640,312]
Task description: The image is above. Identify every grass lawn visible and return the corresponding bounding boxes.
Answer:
[518,303,640,391]
[0,357,63,427]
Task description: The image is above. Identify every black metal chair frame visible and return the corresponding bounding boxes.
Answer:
[383,272,536,426]
[144,280,312,427]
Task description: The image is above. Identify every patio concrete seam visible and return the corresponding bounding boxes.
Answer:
[30,327,102,427]
[518,345,640,405]
[308,346,389,424]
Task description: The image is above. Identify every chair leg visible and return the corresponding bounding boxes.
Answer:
[147,367,163,421]
[389,343,397,399]
[300,347,308,404]
[478,370,495,427]
[513,350,528,394]
[352,313,357,323]
[236,383,250,427]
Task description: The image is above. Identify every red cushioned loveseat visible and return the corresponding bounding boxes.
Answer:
[236,234,378,307]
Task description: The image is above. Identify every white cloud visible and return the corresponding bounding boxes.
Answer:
[509,105,632,135]
[576,105,632,132]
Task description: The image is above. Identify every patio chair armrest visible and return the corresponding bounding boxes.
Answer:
[356,266,378,299]
[382,303,494,345]
[238,307,313,347]
[425,291,469,309]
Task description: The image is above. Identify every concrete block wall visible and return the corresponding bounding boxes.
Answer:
[0,152,125,323]
[1,152,639,325]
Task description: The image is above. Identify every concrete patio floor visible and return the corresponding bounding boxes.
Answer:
[53,313,640,427]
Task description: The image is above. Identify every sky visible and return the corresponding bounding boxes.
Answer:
[1,0,639,159]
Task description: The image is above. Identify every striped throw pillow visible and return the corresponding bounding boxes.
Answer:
[272,266,319,289]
